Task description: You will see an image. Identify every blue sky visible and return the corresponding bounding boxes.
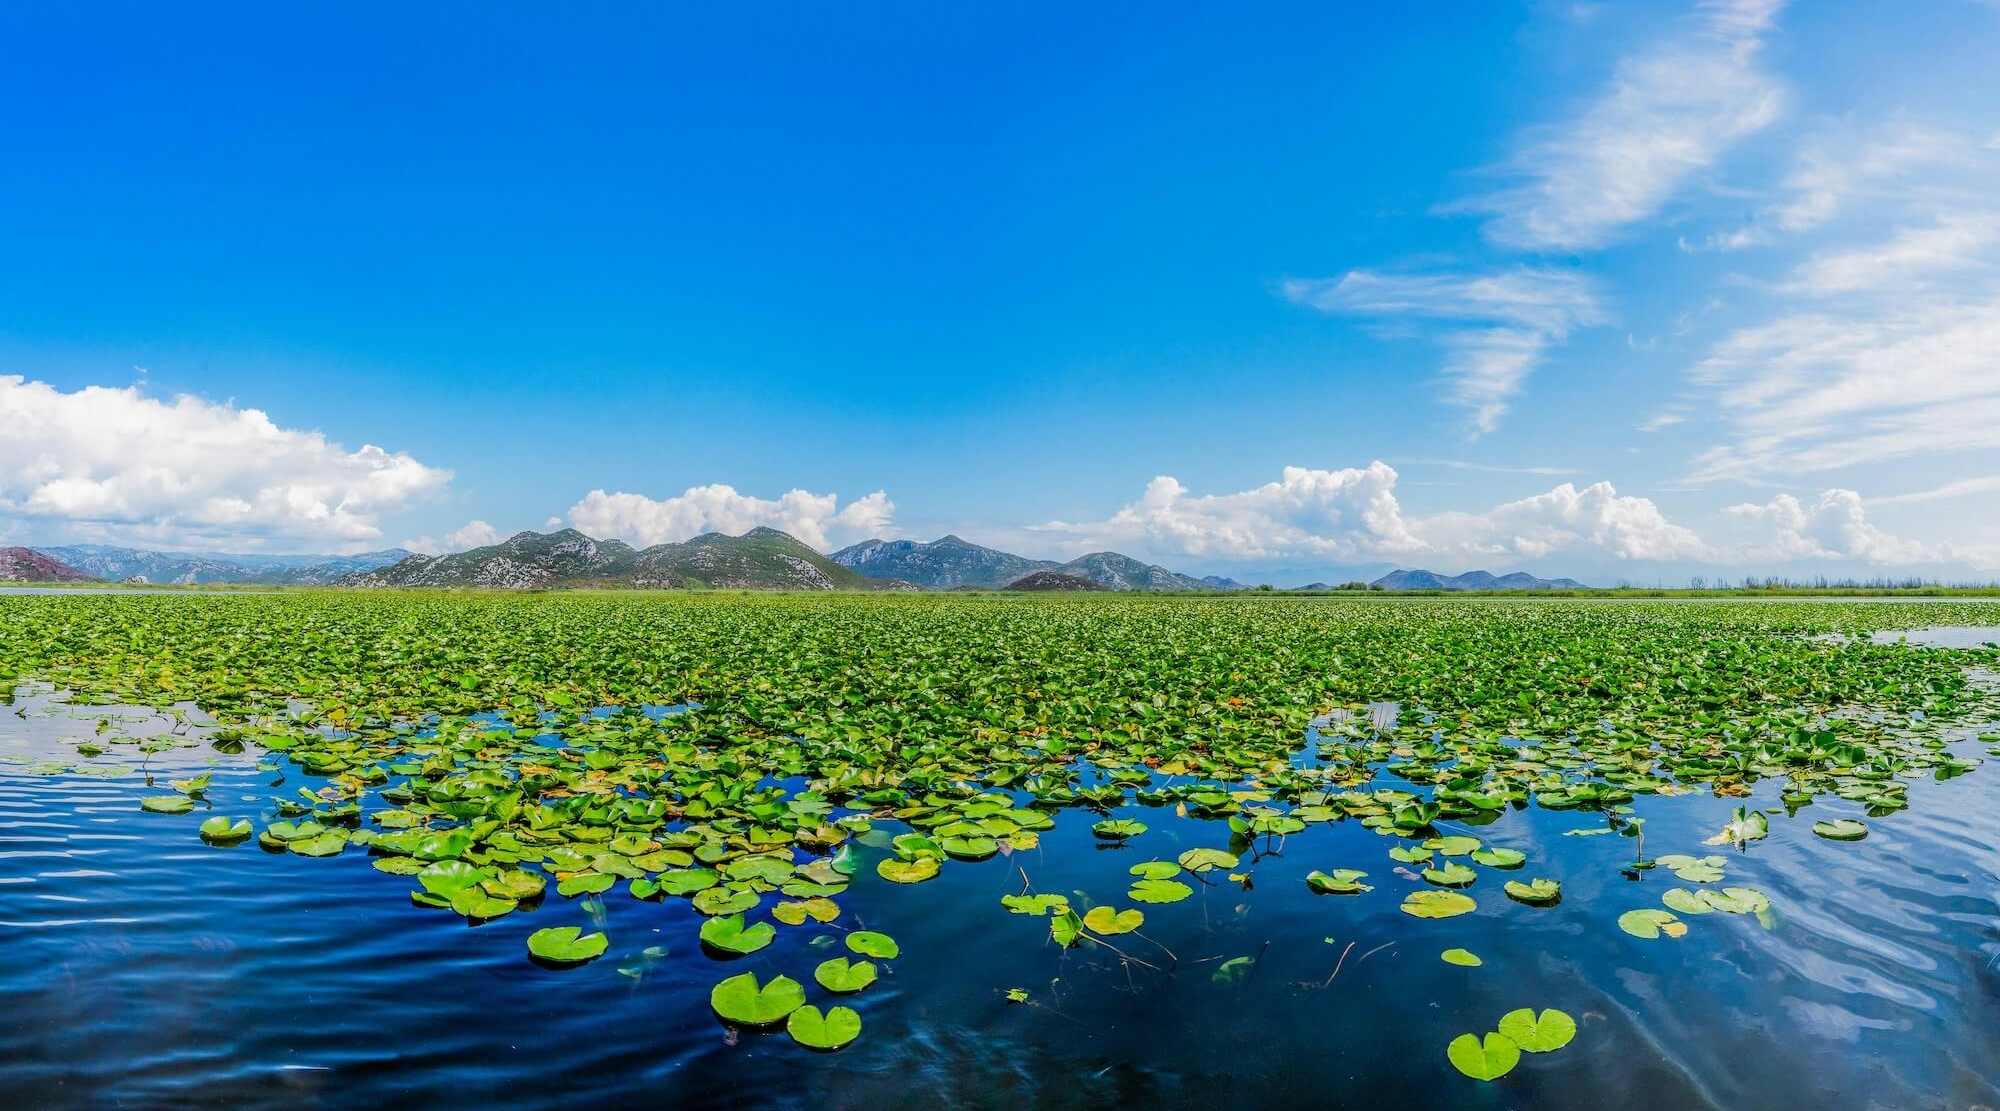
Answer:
[4,1,2000,584]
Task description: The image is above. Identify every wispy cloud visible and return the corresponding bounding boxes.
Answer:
[1394,458,1582,476]
[1782,212,2000,295]
[1461,0,1788,251]
[1869,474,2000,505]
[1283,268,1608,433]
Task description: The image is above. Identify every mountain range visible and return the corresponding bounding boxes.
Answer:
[343,527,891,590]
[826,535,1216,591]
[1,547,94,583]
[33,544,411,585]
[1368,568,1586,591]
[0,533,1588,594]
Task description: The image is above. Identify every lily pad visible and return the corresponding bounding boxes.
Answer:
[1176,848,1238,873]
[1503,878,1561,906]
[139,795,194,814]
[692,887,760,916]
[1447,1031,1520,1081]
[1128,878,1193,904]
[1425,835,1481,856]
[846,930,900,959]
[786,1004,861,1050]
[1388,845,1435,864]
[1441,948,1483,967]
[1129,860,1181,880]
[197,816,252,844]
[1092,819,1147,840]
[1401,890,1477,919]
[1498,1007,1576,1052]
[709,971,805,1026]
[699,913,776,954]
[1422,862,1477,887]
[876,857,941,884]
[1082,906,1144,934]
[1306,869,1372,895]
[1470,847,1525,868]
[526,926,608,965]
[813,957,877,993]
[1812,819,1868,841]
[1617,908,1687,939]
[1001,893,1070,915]
[772,898,841,925]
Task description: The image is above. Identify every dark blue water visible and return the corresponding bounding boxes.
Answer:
[4,683,2000,1110]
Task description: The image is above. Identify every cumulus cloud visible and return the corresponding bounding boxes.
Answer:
[1037,462,1705,566]
[1033,462,1968,572]
[0,376,449,549]
[405,519,504,555]
[566,484,895,551]
[1727,490,1944,563]
[1038,463,1425,560]
[1283,268,1608,433]
[1462,0,1788,250]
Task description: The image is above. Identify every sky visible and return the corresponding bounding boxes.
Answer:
[4,0,2000,585]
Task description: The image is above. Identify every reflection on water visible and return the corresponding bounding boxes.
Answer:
[1872,626,2000,649]
[3,684,1999,1110]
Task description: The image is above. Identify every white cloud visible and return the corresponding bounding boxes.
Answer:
[1283,268,1608,432]
[1037,463,1425,560]
[1424,481,1711,561]
[1464,0,1787,250]
[1783,212,2000,295]
[1036,462,1706,566]
[0,376,449,550]
[566,484,895,551]
[1032,462,1974,572]
[405,519,504,555]
[1726,490,1944,563]
[1871,474,2000,505]
[1687,200,2000,479]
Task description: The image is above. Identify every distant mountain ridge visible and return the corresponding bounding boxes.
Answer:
[1370,568,1587,591]
[1,547,94,583]
[36,544,411,585]
[829,535,1056,590]
[345,527,890,591]
[831,535,1218,592]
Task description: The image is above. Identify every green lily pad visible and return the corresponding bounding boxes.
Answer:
[1176,848,1238,873]
[1662,888,1714,915]
[772,897,841,925]
[140,795,194,814]
[1050,909,1085,947]
[1617,908,1686,939]
[1388,845,1434,864]
[1498,1007,1576,1052]
[813,957,877,993]
[692,887,760,916]
[654,868,720,896]
[1441,948,1483,967]
[290,831,348,857]
[449,888,517,919]
[1082,906,1144,934]
[1092,819,1147,840]
[556,872,616,897]
[1306,869,1372,895]
[876,857,940,884]
[1812,819,1868,841]
[526,926,608,965]
[1401,890,1477,919]
[1656,854,1727,883]
[1470,847,1526,868]
[1001,893,1070,915]
[1425,835,1481,856]
[197,816,253,844]
[1128,878,1193,903]
[1701,886,1771,914]
[1422,862,1477,887]
[1503,878,1561,905]
[699,913,775,954]
[709,971,805,1026]
[1129,860,1181,880]
[1447,1031,1520,1081]
[846,930,900,959]
[786,1004,861,1050]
